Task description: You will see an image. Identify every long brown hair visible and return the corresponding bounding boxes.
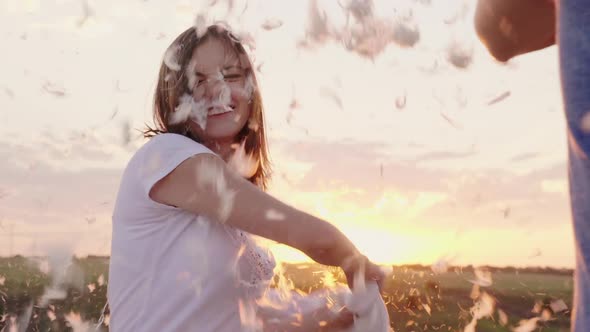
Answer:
[143,25,271,190]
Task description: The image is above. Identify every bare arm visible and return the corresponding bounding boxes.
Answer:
[150,153,359,268]
[474,0,556,62]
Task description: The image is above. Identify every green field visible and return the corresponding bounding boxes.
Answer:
[0,256,573,331]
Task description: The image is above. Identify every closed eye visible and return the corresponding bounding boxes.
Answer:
[195,74,206,86]
[223,74,243,81]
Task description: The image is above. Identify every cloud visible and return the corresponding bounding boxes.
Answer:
[417,165,569,228]
[410,146,477,164]
[510,152,539,163]
[273,140,569,230]
[277,139,457,194]
[0,131,571,267]
[0,132,566,256]
[0,133,127,255]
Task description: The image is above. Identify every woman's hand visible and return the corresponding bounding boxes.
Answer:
[311,306,354,332]
[260,304,354,332]
[341,254,385,292]
[474,0,556,62]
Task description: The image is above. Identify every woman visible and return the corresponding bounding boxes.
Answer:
[107,24,384,331]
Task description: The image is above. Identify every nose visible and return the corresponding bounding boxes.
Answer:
[203,79,225,99]
[198,77,231,105]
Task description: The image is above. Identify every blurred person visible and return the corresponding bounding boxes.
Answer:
[475,0,590,329]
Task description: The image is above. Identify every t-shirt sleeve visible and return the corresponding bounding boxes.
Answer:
[136,133,216,201]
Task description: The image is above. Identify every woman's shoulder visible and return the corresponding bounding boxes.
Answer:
[115,133,216,207]
[123,133,214,177]
[134,133,213,158]
[142,132,203,149]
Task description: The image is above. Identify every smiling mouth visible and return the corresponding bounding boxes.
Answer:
[207,104,235,116]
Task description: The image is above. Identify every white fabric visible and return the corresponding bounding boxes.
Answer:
[319,274,390,332]
[343,281,390,332]
[259,280,391,331]
[107,133,275,332]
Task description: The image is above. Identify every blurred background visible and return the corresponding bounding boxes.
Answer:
[0,0,572,331]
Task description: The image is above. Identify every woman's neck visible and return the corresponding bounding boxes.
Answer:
[205,140,234,161]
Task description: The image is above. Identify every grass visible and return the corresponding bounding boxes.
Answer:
[0,256,574,331]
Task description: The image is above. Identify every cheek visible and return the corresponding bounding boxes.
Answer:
[231,89,251,111]
[236,105,251,122]
[192,88,205,101]
[230,87,251,104]
[230,102,251,126]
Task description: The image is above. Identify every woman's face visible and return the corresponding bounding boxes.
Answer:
[186,37,253,143]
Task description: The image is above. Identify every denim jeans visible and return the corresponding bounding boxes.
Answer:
[559,0,590,329]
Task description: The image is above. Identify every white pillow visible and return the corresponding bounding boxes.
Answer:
[342,281,390,332]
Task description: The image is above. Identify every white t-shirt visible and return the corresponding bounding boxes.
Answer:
[107,133,275,332]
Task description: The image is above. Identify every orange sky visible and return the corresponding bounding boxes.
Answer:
[0,0,574,268]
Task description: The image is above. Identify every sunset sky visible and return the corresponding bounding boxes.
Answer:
[0,0,573,268]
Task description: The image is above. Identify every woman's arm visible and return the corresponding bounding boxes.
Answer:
[150,153,362,270]
[474,0,556,62]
